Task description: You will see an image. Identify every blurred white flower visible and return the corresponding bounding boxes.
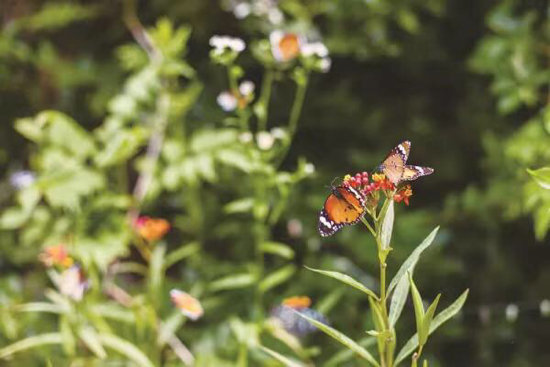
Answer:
[239,132,253,143]
[268,8,284,24]
[217,91,238,111]
[287,219,303,238]
[57,266,88,302]
[270,127,286,140]
[209,35,246,55]
[505,303,519,322]
[301,42,329,58]
[256,131,274,150]
[319,57,332,73]
[9,170,35,189]
[270,31,303,62]
[233,2,251,18]
[541,299,550,316]
[239,80,255,96]
[304,163,315,175]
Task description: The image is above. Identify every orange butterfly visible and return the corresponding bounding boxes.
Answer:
[379,141,434,185]
[318,185,365,237]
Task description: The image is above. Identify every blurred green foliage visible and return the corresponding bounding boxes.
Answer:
[0,0,549,366]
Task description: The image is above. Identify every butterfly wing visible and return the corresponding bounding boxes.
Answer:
[381,141,411,184]
[402,165,434,181]
[318,186,365,237]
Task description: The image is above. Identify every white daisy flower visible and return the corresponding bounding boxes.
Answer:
[209,35,246,55]
[270,31,303,62]
[233,2,251,19]
[217,91,238,111]
[239,80,255,96]
[319,57,332,73]
[301,42,329,58]
[256,131,275,150]
[270,127,286,140]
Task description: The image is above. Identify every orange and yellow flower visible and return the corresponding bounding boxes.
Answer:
[170,289,204,320]
[39,244,73,268]
[134,216,170,242]
[394,184,413,205]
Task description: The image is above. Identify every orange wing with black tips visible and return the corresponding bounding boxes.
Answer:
[319,185,365,237]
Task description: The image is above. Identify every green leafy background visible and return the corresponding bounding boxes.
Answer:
[0,0,549,366]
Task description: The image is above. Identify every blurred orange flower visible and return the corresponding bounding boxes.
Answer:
[170,289,204,320]
[134,216,170,242]
[282,296,312,309]
[270,31,302,62]
[39,244,73,268]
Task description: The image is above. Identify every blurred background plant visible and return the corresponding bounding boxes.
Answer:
[0,0,549,366]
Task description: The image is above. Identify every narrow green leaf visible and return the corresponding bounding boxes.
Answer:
[259,345,306,367]
[409,273,425,345]
[224,198,254,214]
[388,227,439,296]
[305,266,379,300]
[157,312,185,347]
[295,310,380,367]
[148,244,166,308]
[368,297,386,359]
[0,333,63,359]
[395,289,469,366]
[380,199,394,251]
[260,241,295,259]
[97,333,154,367]
[15,302,66,314]
[79,327,107,359]
[527,167,550,190]
[164,242,200,268]
[259,265,296,293]
[209,273,257,292]
[325,337,376,367]
[389,272,410,328]
[421,294,441,346]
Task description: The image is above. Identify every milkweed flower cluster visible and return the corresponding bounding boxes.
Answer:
[270,296,328,336]
[134,216,170,242]
[170,289,204,321]
[39,244,74,268]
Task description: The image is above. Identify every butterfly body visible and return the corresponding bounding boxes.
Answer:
[318,185,366,237]
[380,141,434,185]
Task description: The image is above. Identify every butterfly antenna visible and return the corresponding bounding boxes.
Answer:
[324,177,340,189]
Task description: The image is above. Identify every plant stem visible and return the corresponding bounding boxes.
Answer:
[361,216,377,237]
[257,68,274,131]
[275,73,309,167]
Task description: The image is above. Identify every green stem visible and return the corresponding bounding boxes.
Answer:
[257,69,274,131]
[360,216,377,237]
[275,73,309,167]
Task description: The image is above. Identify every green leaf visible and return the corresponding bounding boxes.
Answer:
[164,242,200,268]
[260,241,295,259]
[388,270,410,328]
[395,289,469,366]
[388,227,439,296]
[325,337,377,367]
[259,265,296,293]
[15,302,66,314]
[0,333,63,359]
[79,327,107,359]
[97,333,154,367]
[368,297,386,358]
[224,198,254,214]
[294,311,380,367]
[527,167,550,190]
[380,199,394,251]
[305,266,378,300]
[259,345,306,367]
[148,245,166,307]
[158,312,185,348]
[421,294,441,346]
[534,203,550,240]
[209,273,257,292]
[409,273,425,345]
